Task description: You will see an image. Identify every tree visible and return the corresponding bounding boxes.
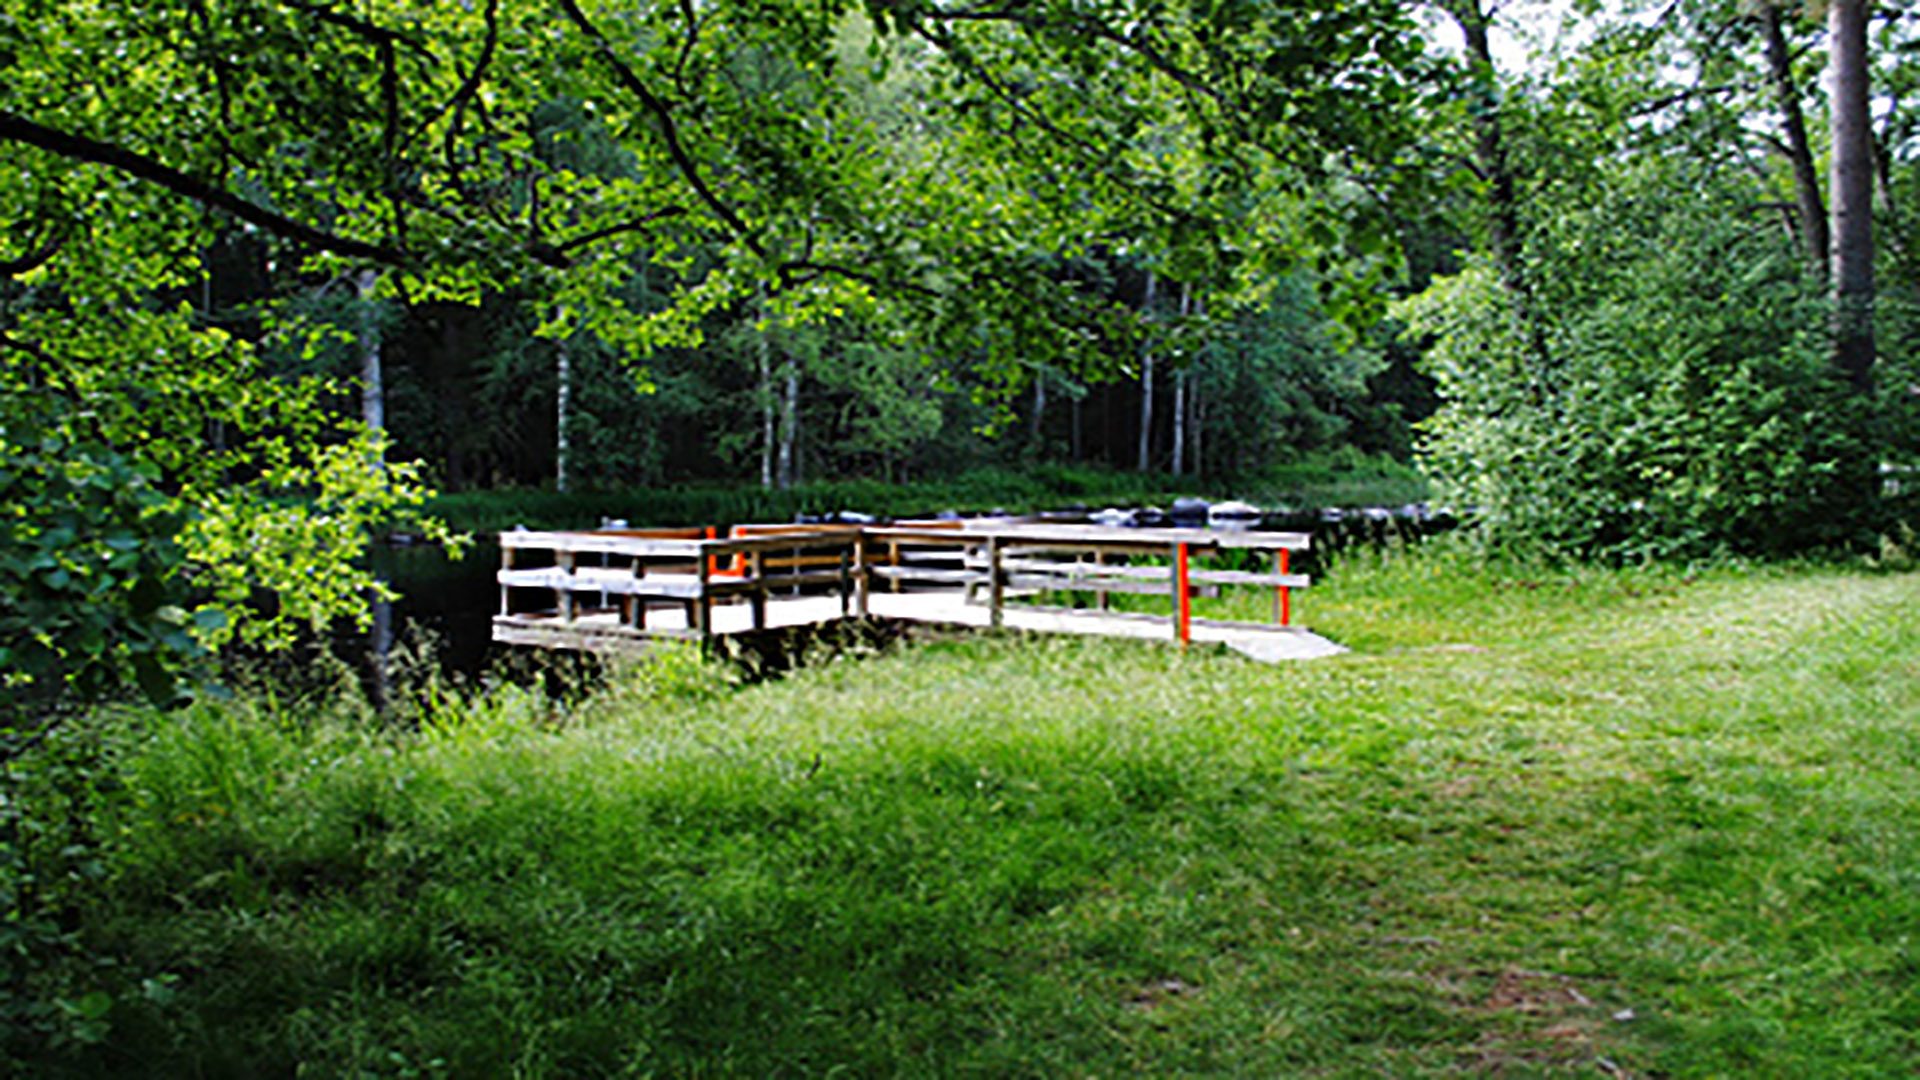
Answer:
[1399,0,1894,558]
[1829,0,1877,393]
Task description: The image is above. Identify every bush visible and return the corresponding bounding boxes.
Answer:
[1401,217,1881,561]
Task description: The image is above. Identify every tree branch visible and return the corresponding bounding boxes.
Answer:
[0,110,408,265]
[0,236,63,277]
[777,259,941,299]
[556,0,769,262]
[408,0,499,166]
[673,0,703,98]
[555,207,691,256]
[1628,83,1739,117]
[916,4,1229,109]
[281,0,435,60]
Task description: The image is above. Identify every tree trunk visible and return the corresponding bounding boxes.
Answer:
[1070,394,1082,462]
[1137,269,1157,473]
[1445,0,1553,398]
[1829,0,1875,394]
[1191,382,1204,481]
[1761,1,1829,280]
[354,269,384,434]
[776,358,799,490]
[555,335,572,494]
[1170,283,1191,477]
[758,294,775,489]
[1029,368,1047,454]
[1874,123,1913,277]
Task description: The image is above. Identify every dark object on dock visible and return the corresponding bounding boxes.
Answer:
[1132,506,1171,527]
[1170,497,1211,524]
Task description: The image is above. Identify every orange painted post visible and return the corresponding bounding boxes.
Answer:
[1176,542,1192,645]
[1277,548,1292,627]
[705,526,719,578]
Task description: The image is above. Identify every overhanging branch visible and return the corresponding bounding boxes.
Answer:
[555,0,769,262]
[0,110,407,265]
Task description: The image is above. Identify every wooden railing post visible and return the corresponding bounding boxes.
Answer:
[695,548,713,642]
[749,549,766,630]
[853,531,870,616]
[838,547,852,616]
[988,536,1004,629]
[1174,542,1191,645]
[499,543,513,617]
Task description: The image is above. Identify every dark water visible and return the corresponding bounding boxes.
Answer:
[369,541,504,678]
[360,503,1456,685]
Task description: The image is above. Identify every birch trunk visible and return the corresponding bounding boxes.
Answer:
[1137,269,1157,473]
[1828,0,1876,393]
[776,359,799,490]
[1170,283,1191,477]
[354,269,384,434]
[758,293,775,489]
[555,336,572,493]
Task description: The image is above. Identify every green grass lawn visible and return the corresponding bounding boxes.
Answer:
[16,550,1920,1075]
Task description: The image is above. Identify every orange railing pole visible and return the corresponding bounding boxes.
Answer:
[1278,548,1291,627]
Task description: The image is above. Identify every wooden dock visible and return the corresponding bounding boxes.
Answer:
[493,521,1345,663]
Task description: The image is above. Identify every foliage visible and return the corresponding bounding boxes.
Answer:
[8,554,1920,1072]
[1186,276,1384,475]
[1407,236,1871,559]
[0,427,205,736]
[1397,3,1905,560]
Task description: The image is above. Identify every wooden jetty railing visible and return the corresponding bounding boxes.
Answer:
[494,521,1312,653]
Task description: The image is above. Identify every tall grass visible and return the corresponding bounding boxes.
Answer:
[11,551,1920,1075]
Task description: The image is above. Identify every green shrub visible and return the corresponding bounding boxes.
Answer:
[1402,219,1880,561]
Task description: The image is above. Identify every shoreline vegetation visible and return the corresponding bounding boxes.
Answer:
[418,452,1432,535]
[11,548,1920,1074]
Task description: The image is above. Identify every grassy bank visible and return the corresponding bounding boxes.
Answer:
[421,453,1430,534]
[12,550,1920,1074]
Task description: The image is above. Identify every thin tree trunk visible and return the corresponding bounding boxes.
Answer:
[354,269,384,434]
[1191,382,1204,481]
[758,293,774,489]
[1829,0,1876,394]
[1137,269,1157,473]
[1874,122,1913,275]
[1761,1,1829,279]
[365,584,392,716]
[1070,394,1082,462]
[354,268,390,715]
[555,335,572,493]
[776,358,799,490]
[1170,284,1191,477]
[1029,368,1047,454]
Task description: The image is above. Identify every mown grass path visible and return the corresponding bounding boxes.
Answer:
[35,555,1920,1075]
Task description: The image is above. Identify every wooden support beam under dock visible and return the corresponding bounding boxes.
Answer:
[493,520,1346,663]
